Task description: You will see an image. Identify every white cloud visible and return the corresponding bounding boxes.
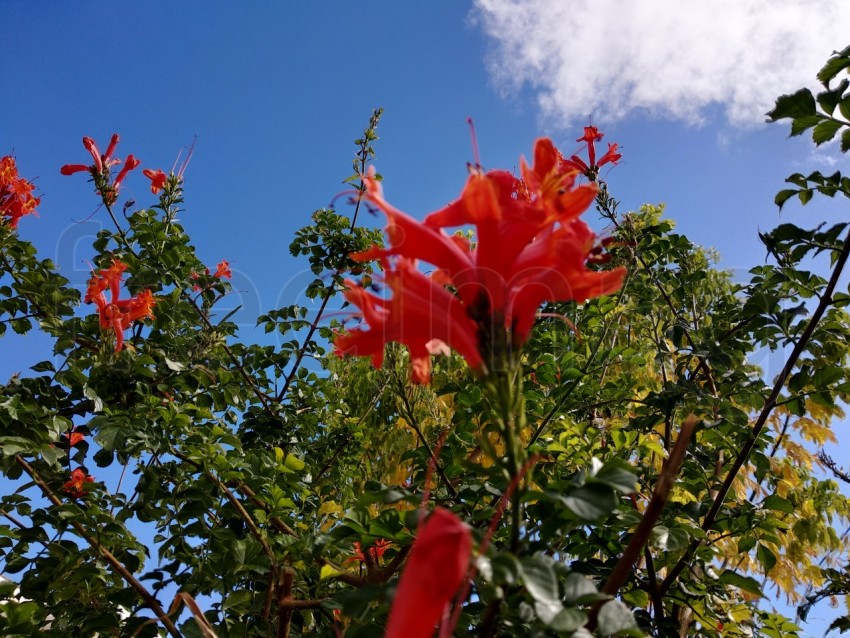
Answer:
[472,0,850,128]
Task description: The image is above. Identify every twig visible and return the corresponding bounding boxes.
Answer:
[14,455,182,638]
[659,227,850,596]
[276,108,382,404]
[586,416,696,631]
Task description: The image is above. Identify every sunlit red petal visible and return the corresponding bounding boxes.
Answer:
[83,137,103,173]
[60,164,90,176]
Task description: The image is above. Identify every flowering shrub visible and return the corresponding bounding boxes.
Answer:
[0,156,39,228]
[1,48,850,638]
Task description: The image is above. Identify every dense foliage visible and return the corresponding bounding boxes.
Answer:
[2,48,850,638]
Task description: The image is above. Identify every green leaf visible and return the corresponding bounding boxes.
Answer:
[594,463,638,494]
[0,437,36,456]
[790,115,822,137]
[563,572,598,604]
[775,189,798,209]
[83,385,104,413]
[562,483,617,521]
[767,89,816,122]
[165,358,185,372]
[813,119,843,145]
[738,535,757,554]
[650,525,689,552]
[838,96,850,121]
[762,494,794,514]
[222,589,253,614]
[757,543,777,573]
[818,52,850,85]
[519,555,559,604]
[536,602,585,633]
[718,569,763,596]
[596,599,639,636]
[30,360,55,373]
[841,129,850,153]
[282,453,305,472]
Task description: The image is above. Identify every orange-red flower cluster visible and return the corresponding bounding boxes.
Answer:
[347,539,390,564]
[191,260,232,291]
[335,137,626,383]
[62,468,94,499]
[0,156,40,228]
[61,134,140,206]
[62,429,85,448]
[564,126,622,176]
[385,508,471,638]
[85,258,156,352]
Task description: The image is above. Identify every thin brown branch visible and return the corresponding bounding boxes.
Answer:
[599,416,696,599]
[14,455,182,638]
[396,381,458,500]
[276,569,294,638]
[660,227,850,596]
[236,483,298,538]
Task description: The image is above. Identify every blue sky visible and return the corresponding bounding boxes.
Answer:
[4,2,850,633]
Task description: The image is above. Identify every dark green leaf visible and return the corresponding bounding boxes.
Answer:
[757,543,777,573]
[562,483,617,520]
[818,53,850,85]
[813,119,843,145]
[596,600,638,636]
[767,89,816,122]
[519,555,559,604]
[718,569,763,596]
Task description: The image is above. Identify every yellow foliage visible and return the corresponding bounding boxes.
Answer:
[318,500,343,516]
[796,416,838,446]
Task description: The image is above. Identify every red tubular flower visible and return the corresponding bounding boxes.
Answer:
[577,125,603,168]
[335,136,625,382]
[597,142,622,168]
[112,154,140,190]
[61,135,138,206]
[62,429,85,448]
[62,468,94,499]
[564,126,621,176]
[0,156,40,228]
[213,260,232,279]
[335,258,484,384]
[385,508,472,638]
[372,538,390,559]
[83,137,104,173]
[346,539,391,564]
[85,258,156,352]
[143,168,168,194]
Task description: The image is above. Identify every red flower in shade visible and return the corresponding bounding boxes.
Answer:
[142,168,168,194]
[62,468,94,499]
[62,429,85,448]
[335,137,625,382]
[85,258,156,352]
[61,134,140,206]
[346,539,391,564]
[0,156,40,228]
[385,508,472,638]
